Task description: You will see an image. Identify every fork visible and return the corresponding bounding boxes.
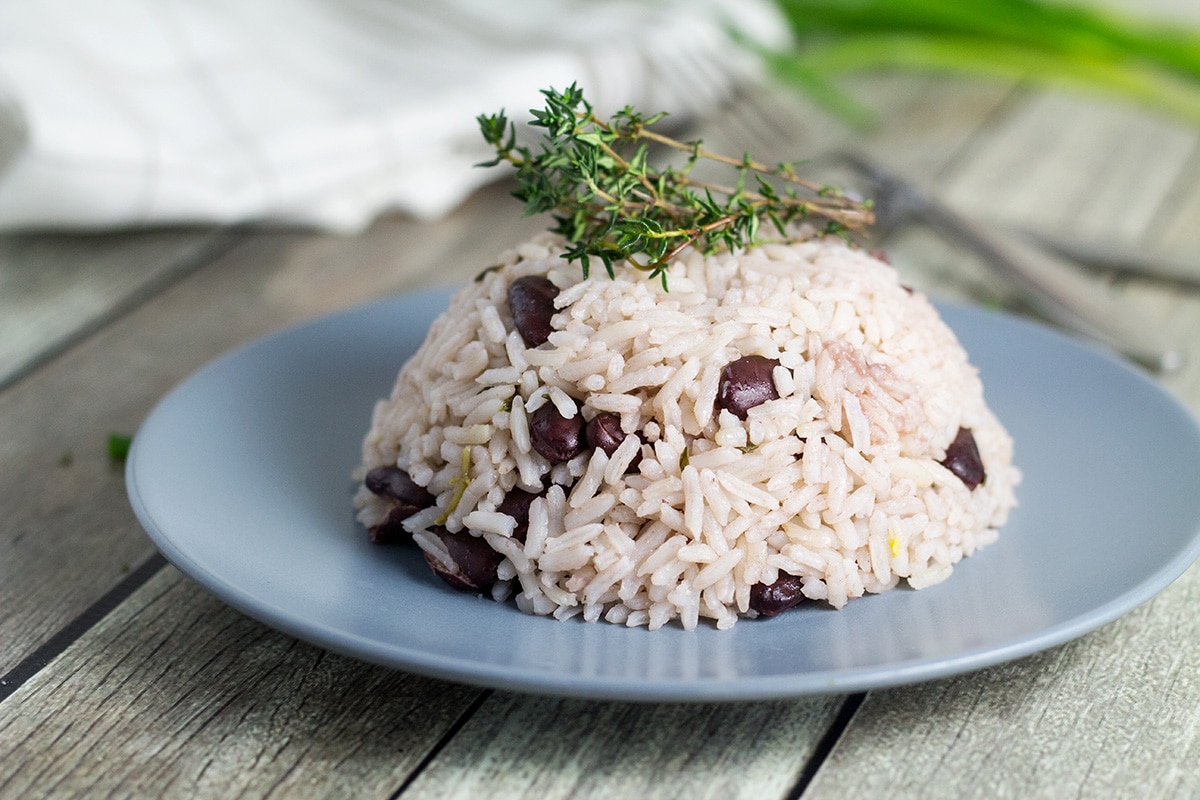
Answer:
[831,150,1184,372]
[705,88,1185,372]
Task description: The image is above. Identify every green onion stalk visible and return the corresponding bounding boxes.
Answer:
[762,0,1200,127]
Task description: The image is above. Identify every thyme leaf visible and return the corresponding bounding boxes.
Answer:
[477,84,873,285]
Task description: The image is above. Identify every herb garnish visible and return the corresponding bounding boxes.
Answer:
[477,84,873,285]
[107,433,132,463]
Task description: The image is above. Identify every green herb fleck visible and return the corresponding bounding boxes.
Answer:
[478,84,873,286]
[474,263,503,282]
[679,447,691,470]
[107,433,133,463]
[435,447,473,525]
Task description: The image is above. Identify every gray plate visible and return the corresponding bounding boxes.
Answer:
[127,287,1200,701]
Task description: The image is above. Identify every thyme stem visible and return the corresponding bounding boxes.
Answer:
[477,84,873,284]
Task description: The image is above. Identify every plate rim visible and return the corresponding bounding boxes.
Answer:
[126,288,1200,702]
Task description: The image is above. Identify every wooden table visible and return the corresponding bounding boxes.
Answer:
[3,66,1200,798]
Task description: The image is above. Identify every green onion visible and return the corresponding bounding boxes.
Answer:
[765,0,1200,127]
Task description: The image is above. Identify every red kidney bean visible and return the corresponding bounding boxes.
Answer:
[369,505,417,545]
[585,412,643,473]
[364,466,435,545]
[529,403,585,462]
[749,573,807,617]
[365,466,433,506]
[717,355,781,419]
[497,488,539,543]
[940,427,986,490]
[584,412,626,455]
[423,527,503,592]
[508,275,559,347]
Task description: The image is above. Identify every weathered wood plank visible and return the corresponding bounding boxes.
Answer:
[1127,149,1200,406]
[930,85,1200,397]
[0,567,483,799]
[0,180,548,674]
[401,691,846,800]
[940,89,1198,243]
[0,229,235,390]
[1144,141,1200,257]
[801,563,1200,799]
[708,72,1020,179]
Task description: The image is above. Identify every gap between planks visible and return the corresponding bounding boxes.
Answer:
[0,546,873,800]
[0,551,167,703]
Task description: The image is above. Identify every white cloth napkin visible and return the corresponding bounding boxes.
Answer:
[0,0,785,233]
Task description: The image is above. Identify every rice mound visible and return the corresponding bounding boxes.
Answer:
[355,232,1019,630]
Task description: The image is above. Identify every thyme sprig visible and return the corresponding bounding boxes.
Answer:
[477,84,873,285]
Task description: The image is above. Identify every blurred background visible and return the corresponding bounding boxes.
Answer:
[2,0,1199,385]
[1,0,1198,233]
[5,5,1200,797]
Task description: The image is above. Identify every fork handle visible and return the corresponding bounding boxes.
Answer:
[917,201,1184,372]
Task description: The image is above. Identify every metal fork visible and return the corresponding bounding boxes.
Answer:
[831,150,1184,372]
[706,90,1184,372]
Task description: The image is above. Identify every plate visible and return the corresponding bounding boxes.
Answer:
[127,287,1200,701]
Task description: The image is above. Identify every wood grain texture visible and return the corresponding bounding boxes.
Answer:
[0,180,547,674]
[0,567,482,799]
[940,90,1199,243]
[709,73,1019,179]
[402,691,846,800]
[801,565,1200,799]
[1145,142,1200,257]
[0,229,234,390]
[931,81,1200,402]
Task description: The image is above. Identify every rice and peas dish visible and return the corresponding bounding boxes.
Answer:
[353,230,1020,631]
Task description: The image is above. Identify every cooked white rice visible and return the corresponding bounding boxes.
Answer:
[355,232,1019,630]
